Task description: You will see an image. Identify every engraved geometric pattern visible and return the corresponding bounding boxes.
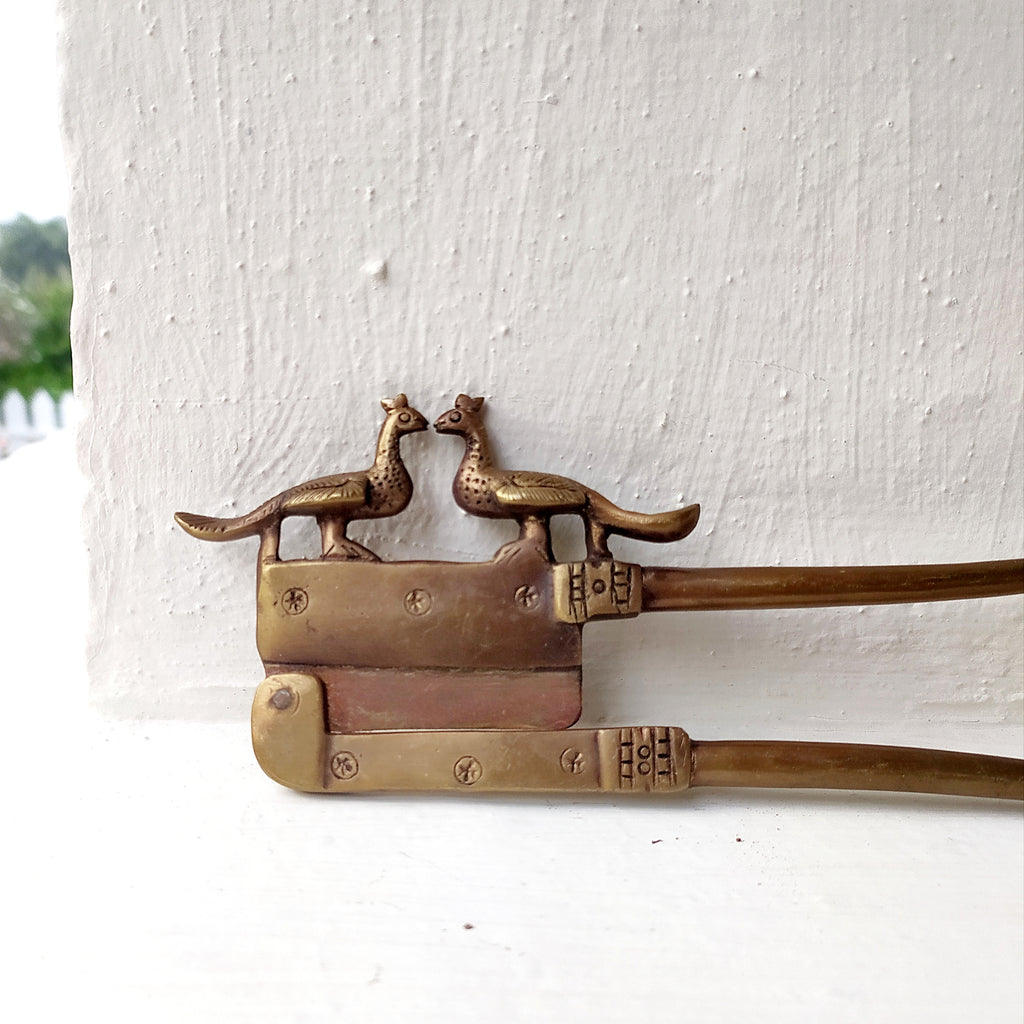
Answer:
[606,562,634,612]
[565,561,636,622]
[618,727,677,790]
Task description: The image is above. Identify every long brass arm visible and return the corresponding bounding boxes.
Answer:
[688,740,1023,800]
[641,558,1024,611]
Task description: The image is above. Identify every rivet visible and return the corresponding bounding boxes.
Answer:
[269,687,294,710]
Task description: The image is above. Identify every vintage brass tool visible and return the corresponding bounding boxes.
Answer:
[176,394,1024,800]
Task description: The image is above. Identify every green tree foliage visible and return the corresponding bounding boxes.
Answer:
[0,215,73,398]
[0,273,74,397]
[0,279,30,361]
[0,215,70,285]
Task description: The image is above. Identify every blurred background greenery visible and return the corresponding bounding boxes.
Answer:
[0,214,73,399]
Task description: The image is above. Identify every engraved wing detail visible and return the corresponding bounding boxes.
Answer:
[286,476,366,510]
[496,473,586,509]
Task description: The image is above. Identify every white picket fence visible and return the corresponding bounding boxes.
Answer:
[0,390,77,457]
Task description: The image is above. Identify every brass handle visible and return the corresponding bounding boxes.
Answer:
[689,739,1024,800]
[641,559,1024,612]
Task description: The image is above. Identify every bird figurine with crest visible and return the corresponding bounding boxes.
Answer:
[175,394,427,562]
[434,394,700,561]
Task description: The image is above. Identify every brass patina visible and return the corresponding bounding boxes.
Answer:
[177,394,1024,800]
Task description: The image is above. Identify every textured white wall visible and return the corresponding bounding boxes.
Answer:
[62,0,1022,737]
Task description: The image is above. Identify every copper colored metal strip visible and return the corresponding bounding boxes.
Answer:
[310,664,583,733]
[641,558,1024,611]
[689,740,1024,800]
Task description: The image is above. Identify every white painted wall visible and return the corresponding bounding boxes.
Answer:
[62,0,1022,743]
[48,4,1024,1019]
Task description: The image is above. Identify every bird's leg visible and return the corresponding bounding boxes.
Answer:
[494,515,553,562]
[585,517,612,563]
[520,516,553,559]
[320,517,380,561]
[319,517,346,557]
[259,521,281,563]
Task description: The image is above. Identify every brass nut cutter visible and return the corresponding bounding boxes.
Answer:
[176,394,1024,800]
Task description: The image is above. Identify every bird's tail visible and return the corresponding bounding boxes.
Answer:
[174,500,278,542]
[589,492,700,544]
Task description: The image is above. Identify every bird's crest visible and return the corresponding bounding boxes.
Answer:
[455,394,485,413]
[381,393,409,412]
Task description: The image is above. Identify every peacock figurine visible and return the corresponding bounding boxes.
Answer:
[175,394,427,561]
[434,394,700,561]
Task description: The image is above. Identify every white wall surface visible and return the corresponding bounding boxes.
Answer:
[50,4,1023,1021]
[62,0,1022,741]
